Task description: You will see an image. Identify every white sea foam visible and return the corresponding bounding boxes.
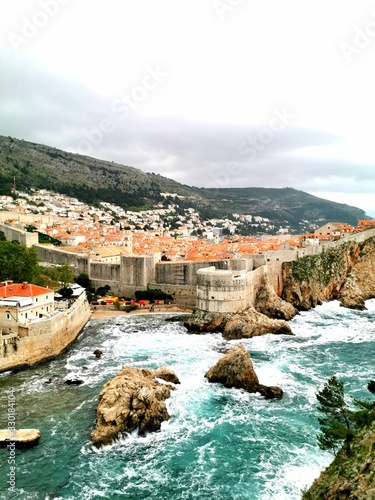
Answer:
[2,305,373,500]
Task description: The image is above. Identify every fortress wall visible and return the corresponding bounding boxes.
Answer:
[120,254,157,288]
[148,283,197,306]
[265,228,375,295]
[89,262,120,282]
[245,265,267,305]
[0,223,38,247]
[34,245,89,274]
[0,211,58,224]
[252,254,267,269]
[0,293,91,373]
[89,262,121,295]
[196,268,248,312]
[155,259,249,287]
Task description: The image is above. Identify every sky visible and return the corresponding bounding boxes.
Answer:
[0,0,374,215]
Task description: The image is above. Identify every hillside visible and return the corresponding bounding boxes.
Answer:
[0,135,368,232]
[303,419,375,499]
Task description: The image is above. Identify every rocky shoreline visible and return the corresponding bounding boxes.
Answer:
[184,274,297,339]
[185,236,375,339]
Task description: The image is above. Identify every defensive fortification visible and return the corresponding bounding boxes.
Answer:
[0,292,91,373]
[2,224,375,310]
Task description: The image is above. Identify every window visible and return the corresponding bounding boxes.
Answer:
[46,306,49,312]
[46,295,49,300]
[25,313,28,319]
[35,297,38,303]
[6,313,10,320]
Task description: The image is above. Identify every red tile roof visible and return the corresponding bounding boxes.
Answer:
[0,283,51,298]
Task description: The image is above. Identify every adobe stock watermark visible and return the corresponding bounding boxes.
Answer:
[77,65,168,156]
[340,11,375,63]
[8,0,71,51]
[212,0,244,20]
[7,388,17,493]
[211,106,296,188]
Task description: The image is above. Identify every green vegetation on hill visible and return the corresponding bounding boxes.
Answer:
[0,135,368,232]
[303,378,375,499]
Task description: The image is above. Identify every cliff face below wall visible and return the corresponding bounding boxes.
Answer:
[339,238,375,310]
[282,237,375,311]
[303,419,375,500]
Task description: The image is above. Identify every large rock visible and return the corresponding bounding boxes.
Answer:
[223,307,293,340]
[205,344,283,398]
[255,276,299,320]
[153,366,180,384]
[91,366,179,447]
[184,310,227,333]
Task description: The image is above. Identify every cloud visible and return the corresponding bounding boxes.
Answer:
[1,47,374,206]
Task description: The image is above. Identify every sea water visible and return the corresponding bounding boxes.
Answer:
[0,300,374,500]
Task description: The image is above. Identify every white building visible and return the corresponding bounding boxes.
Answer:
[0,281,54,328]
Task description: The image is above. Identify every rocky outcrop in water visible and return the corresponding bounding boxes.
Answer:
[185,306,292,339]
[205,344,283,399]
[184,310,227,333]
[223,307,293,340]
[303,419,375,500]
[64,379,84,385]
[91,366,179,447]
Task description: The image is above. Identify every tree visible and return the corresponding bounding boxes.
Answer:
[57,262,75,289]
[0,241,40,283]
[96,285,111,296]
[316,377,375,455]
[316,376,353,455]
[351,380,375,428]
[75,273,91,288]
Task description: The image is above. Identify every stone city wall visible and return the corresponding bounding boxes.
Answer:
[0,223,38,248]
[155,259,246,287]
[0,211,58,224]
[0,292,91,373]
[147,283,197,307]
[35,245,89,274]
[2,223,375,307]
[265,228,375,294]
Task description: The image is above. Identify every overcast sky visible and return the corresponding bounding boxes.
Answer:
[1,0,374,215]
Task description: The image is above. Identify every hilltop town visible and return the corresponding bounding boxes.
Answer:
[1,189,374,264]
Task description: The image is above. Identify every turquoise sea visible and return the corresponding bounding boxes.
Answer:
[0,300,374,500]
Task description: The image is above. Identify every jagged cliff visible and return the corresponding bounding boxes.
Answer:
[282,237,375,311]
[303,420,375,499]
